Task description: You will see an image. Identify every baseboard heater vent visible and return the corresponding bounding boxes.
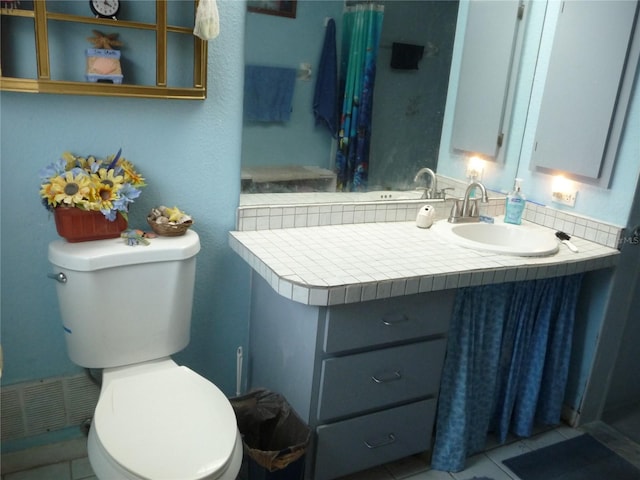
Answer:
[1,373,99,442]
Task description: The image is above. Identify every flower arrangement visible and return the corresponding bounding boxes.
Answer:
[39,149,145,221]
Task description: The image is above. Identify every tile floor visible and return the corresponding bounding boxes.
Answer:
[1,458,95,480]
[341,421,640,480]
[2,419,639,480]
[603,402,640,445]
[1,437,95,480]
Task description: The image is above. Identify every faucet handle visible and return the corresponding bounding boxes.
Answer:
[450,199,462,218]
[469,199,479,217]
[414,187,429,199]
[436,187,454,199]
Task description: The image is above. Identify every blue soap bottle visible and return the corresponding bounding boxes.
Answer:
[505,178,525,225]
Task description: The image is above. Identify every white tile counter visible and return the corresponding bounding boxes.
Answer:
[229,219,620,306]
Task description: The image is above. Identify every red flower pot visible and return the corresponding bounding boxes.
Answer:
[54,207,127,242]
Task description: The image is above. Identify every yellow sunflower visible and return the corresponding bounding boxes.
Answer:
[91,168,124,210]
[39,182,58,207]
[94,181,120,211]
[118,159,146,187]
[49,172,95,208]
[61,151,78,170]
[94,167,124,188]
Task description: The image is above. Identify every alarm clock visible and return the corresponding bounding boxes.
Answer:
[89,0,120,19]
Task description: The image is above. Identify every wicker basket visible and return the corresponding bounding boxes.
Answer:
[146,217,193,237]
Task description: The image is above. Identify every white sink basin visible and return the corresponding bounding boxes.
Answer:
[431,218,559,257]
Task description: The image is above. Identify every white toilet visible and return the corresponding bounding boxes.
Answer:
[48,230,243,480]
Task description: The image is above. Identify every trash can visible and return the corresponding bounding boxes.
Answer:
[231,389,311,480]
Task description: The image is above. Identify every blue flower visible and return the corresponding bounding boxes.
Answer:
[38,158,67,181]
[69,166,90,177]
[88,161,102,174]
[101,208,117,221]
[113,183,141,212]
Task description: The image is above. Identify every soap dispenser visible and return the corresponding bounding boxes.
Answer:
[505,178,525,225]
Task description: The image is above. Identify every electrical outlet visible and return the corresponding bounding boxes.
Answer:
[552,190,577,207]
[466,165,484,180]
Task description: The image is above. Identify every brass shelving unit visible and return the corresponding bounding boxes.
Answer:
[0,1,207,99]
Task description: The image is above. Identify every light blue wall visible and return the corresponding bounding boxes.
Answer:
[439,0,640,226]
[0,1,250,396]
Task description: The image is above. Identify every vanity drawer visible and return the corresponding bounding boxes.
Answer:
[317,339,446,422]
[323,290,454,353]
[314,398,437,480]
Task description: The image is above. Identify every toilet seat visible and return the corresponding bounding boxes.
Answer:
[93,365,239,480]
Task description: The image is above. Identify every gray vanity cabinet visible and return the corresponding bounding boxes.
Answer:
[247,273,454,479]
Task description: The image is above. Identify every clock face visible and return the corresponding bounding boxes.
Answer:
[90,0,120,18]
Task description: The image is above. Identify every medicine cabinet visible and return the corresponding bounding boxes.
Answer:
[530,0,640,188]
[0,0,207,99]
[450,0,526,163]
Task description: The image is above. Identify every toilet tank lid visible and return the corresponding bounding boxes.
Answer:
[49,230,200,271]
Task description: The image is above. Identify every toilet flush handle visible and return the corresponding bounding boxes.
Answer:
[47,272,67,284]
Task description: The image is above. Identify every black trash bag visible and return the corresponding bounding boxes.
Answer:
[231,389,311,473]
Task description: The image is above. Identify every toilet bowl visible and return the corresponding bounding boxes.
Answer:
[87,358,243,480]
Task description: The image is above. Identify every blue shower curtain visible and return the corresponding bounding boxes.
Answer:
[431,274,584,472]
[335,3,384,192]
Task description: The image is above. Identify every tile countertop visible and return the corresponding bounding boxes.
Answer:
[229,219,620,306]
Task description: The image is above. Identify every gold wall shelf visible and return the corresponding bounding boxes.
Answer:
[0,1,207,100]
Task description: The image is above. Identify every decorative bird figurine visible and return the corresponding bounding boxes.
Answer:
[87,30,123,50]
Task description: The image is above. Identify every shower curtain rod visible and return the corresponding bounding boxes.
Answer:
[344,2,384,10]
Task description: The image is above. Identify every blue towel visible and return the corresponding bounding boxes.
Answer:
[244,65,296,122]
[313,18,338,137]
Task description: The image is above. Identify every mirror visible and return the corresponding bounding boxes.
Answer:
[242,0,459,199]
[241,0,541,205]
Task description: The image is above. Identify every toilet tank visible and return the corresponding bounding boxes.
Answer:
[48,230,201,368]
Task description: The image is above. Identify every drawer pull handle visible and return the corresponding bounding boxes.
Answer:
[371,371,402,383]
[382,314,409,326]
[364,433,396,449]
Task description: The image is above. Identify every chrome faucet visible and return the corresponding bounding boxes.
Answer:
[448,181,489,223]
[413,167,437,199]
